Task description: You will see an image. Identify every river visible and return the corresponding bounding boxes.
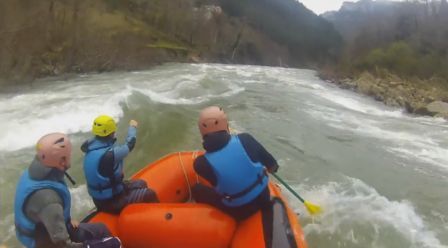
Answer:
[1,63,447,247]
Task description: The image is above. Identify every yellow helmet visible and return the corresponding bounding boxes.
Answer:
[92,115,117,137]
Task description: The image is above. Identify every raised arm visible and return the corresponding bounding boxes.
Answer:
[112,120,138,162]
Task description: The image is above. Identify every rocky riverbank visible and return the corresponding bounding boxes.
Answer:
[320,71,448,119]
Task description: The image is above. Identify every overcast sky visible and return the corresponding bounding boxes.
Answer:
[301,0,405,15]
[300,0,346,14]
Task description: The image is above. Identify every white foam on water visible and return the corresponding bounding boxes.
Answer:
[389,146,448,172]
[300,74,447,126]
[133,86,245,105]
[0,83,131,152]
[235,67,255,77]
[69,184,95,218]
[263,67,407,120]
[304,99,448,172]
[2,64,447,248]
[192,64,448,176]
[314,88,406,118]
[241,79,265,84]
[131,79,245,105]
[0,213,15,244]
[0,66,250,152]
[133,86,203,105]
[290,177,445,248]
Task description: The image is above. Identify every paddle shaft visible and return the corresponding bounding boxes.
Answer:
[271,173,305,203]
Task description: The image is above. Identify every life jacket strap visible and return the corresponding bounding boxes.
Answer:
[222,172,267,202]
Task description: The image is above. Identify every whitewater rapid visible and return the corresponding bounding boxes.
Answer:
[0,64,447,247]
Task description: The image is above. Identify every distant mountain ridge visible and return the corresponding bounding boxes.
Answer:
[323,0,398,17]
[322,0,448,43]
[220,0,342,65]
[321,0,402,42]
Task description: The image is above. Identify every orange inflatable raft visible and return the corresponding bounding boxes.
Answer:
[84,151,308,248]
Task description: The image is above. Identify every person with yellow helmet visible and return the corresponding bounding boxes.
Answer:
[14,133,120,248]
[81,115,158,214]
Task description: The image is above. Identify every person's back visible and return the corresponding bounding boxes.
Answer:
[192,106,279,221]
[81,115,158,214]
[82,136,125,201]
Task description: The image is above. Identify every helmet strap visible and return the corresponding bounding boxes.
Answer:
[64,172,76,185]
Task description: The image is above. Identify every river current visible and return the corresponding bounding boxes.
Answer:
[0,64,447,247]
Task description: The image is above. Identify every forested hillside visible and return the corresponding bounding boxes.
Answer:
[322,0,448,117]
[0,0,341,85]
[323,0,448,82]
[220,0,342,64]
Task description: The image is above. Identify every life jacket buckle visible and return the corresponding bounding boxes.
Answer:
[224,194,232,202]
[257,173,265,185]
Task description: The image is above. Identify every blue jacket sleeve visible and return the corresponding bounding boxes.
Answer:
[112,126,137,162]
[238,133,279,172]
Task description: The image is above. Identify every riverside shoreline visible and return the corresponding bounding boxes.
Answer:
[319,71,448,119]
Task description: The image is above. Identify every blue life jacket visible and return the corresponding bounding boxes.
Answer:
[14,170,71,248]
[204,135,269,207]
[83,139,124,200]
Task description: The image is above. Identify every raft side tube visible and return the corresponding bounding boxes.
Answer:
[118,203,237,248]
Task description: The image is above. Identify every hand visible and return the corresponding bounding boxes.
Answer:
[267,164,279,173]
[129,120,138,128]
[71,220,80,229]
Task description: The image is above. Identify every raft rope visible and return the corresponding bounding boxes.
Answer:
[178,152,193,202]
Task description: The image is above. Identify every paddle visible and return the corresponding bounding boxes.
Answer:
[271,173,322,215]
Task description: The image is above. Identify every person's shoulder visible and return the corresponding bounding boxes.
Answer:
[237,133,256,141]
[194,154,206,164]
[27,189,63,210]
[80,139,91,152]
[237,132,252,137]
[193,154,208,171]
